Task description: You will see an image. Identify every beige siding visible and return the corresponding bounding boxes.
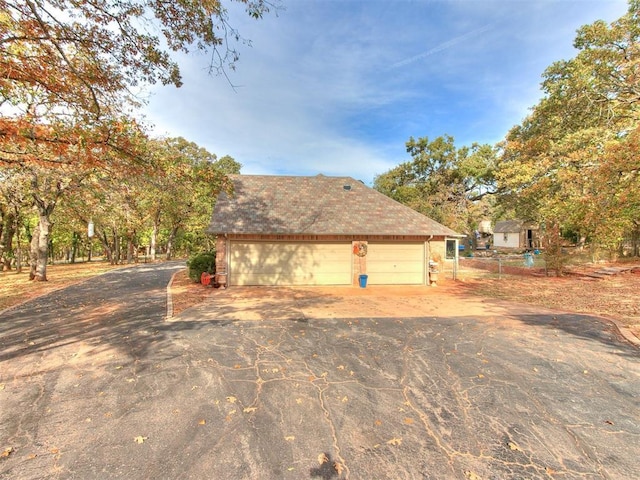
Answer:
[493,232,520,249]
[230,241,352,286]
[366,243,425,285]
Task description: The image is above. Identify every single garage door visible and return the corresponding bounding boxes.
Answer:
[230,241,352,286]
[366,243,425,285]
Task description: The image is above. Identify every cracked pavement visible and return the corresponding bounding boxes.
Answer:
[1,262,639,479]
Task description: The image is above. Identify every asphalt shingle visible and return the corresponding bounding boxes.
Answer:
[207,174,460,237]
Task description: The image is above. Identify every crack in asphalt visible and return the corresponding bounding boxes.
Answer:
[1,263,639,479]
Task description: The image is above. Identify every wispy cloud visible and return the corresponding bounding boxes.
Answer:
[141,0,629,183]
[390,23,494,69]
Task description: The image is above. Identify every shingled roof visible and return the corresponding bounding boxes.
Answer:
[207,174,460,237]
[493,219,531,233]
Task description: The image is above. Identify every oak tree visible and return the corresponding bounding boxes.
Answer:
[497,1,640,261]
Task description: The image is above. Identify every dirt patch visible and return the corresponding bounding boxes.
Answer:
[457,270,640,340]
[169,267,640,342]
[169,269,217,316]
[3,263,636,341]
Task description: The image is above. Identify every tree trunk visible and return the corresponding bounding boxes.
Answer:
[542,220,565,277]
[150,211,160,261]
[165,225,179,261]
[113,232,121,265]
[98,230,113,264]
[0,210,16,271]
[70,231,79,263]
[127,232,135,264]
[15,210,22,273]
[29,214,52,281]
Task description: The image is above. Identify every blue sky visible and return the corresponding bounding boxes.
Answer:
[142,0,629,185]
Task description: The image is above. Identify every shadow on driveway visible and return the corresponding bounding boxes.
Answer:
[1,267,638,479]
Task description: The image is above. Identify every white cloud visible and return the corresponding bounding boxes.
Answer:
[141,0,629,183]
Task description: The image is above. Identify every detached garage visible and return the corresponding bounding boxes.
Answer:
[206,174,462,287]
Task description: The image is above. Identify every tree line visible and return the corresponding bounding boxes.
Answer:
[374,1,640,266]
[1,0,276,280]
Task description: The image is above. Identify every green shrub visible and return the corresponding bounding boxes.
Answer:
[187,251,216,282]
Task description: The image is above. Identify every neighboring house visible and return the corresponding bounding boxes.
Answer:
[493,219,540,250]
[206,174,463,286]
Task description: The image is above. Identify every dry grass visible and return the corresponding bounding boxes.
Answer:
[169,269,216,316]
[457,267,640,339]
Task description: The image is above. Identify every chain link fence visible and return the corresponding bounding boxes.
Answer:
[457,253,548,280]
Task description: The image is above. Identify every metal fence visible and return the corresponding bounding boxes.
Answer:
[457,254,547,279]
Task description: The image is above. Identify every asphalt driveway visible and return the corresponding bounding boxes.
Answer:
[1,262,639,479]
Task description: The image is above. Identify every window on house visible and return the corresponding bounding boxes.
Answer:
[503,233,508,242]
[445,239,457,259]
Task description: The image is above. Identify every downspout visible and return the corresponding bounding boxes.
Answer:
[225,234,230,287]
[426,235,433,285]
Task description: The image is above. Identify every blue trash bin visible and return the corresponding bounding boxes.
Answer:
[358,274,368,288]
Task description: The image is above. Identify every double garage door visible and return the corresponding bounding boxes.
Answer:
[229,241,425,286]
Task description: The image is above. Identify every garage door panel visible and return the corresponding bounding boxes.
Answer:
[230,242,351,286]
[366,243,424,285]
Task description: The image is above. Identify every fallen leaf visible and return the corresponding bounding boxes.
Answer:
[478,374,485,379]
[0,384,5,391]
[341,396,349,403]
[284,436,295,442]
[226,396,237,403]
[465,471,482,480]
[508,442,522,452]
[334,462,344,475]
[605,420,614,425]
[337,365,345,370]
[50,448,59,454]
[287,467,295,471]
[27,453,37,460]
[374,420,382,426]
[198,419,206,425]
[295,398,303,405]
[1,447,13,458]
[386,438,402,446]
[318,453,329,464]
[404,418,414,425]
[134,436,148,444]
[243,407,257,413]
